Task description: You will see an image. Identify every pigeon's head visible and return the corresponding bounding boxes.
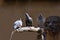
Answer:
[38,15,43,20]
[44,16,60,36]
[25,13,32,20]
[25,13,29,17]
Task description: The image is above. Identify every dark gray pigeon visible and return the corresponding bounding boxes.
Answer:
[37,13,45,27]
[25,13,33,27]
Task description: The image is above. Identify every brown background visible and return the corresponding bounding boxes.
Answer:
[0,0,60,40]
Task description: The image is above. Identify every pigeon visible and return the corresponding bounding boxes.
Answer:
[25,13,33,27]
[37,13,45,27]
[13,18,22,29]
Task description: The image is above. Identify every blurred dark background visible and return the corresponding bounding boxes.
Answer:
[0,0,60,40]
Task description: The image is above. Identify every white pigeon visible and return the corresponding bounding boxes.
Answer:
[25,13,33,26]
[13,18,22,29]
